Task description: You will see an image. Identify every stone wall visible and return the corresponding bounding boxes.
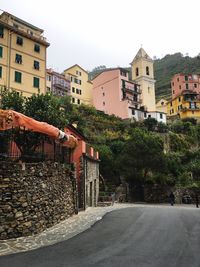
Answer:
[0,161,76,240]
[144,185,200,203]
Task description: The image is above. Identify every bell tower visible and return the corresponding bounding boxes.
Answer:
[131,48,156,112]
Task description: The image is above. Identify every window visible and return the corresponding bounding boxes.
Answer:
[146,66,149,75]
[15,54,22,64]
[47,75,51,81]
[144,112,147,118]
[77,99,80,105]
[103,101,105,106]
[136,67,139,76]
[0,66,2,78]
[148,114,151,118]
[72,97,75,103]
[15,71,22,83]
[34,44,40,53]
[132,109,135,115]
[179,97,181,102]
[172,90,175,94]
[34,60,40,70]
[0,46,2,58]
[103,92,105,96]
[76,88,79,94]
[0,25,4,38]
[160,113,163,119]
[179,85,181,89]
[72,87,75,93]
[185,75,188,81]
[194,83,197,88]
[13,23,19,29]
[177,78,179,82]
[33,77,40,88]
[46,86,51,92]
[120,70,127,77]
[76,70,81,76]
[16,36,23,46]
[172,82,174,86]
[186,83,189,90]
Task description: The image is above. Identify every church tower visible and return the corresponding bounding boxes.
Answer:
[130,48,156,112]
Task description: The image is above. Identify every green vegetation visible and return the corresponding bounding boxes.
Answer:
[1,91,200,190]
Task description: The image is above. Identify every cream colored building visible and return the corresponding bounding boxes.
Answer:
[156,98,168,114]
[63,64,93,105]
[0,11,49,96]
[131,48,156,112]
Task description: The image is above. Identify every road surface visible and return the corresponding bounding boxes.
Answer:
[0,206,200,267]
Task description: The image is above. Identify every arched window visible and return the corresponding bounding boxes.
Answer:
[146,66,149,75]
[136,67,139,76]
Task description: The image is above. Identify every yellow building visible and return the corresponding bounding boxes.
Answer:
[131,48,156,112]
[156,98,168,114]
[0,11,49,97]
[63,64,93,105]
[167,91,200,120]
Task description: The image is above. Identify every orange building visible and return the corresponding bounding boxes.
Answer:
[65,125,100,210]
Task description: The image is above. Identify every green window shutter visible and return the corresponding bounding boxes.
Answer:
[0,46,2,58]
[33,77,39,88]
[0,25,4,38]
[34,44,40,53]
[15,71,22,83]
[0,66,2,78]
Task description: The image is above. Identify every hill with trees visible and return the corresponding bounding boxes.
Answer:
[1,92,200,195]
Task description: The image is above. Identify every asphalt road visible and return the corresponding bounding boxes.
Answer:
[0,206,200,267]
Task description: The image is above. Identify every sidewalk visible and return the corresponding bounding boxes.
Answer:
[0,203,198,256]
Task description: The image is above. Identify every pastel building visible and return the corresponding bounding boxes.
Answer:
[63,64,93,106]
[0,11,49,96]
[92,68,142,120]
[167,90,200,120]
[46,68,70,97]
[156,99,168,114]
[171,74,200,100]
[92,48,166,123]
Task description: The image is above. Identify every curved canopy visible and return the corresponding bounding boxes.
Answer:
[0,109,78,148]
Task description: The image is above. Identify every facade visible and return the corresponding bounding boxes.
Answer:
[0,11,49,96]
[147,111,167,124]
[130,48,156,112]
[46,68,70,97]
[171,74,200,100]
[65,125,100,209]
[156,99,168,114]
[63,64,93,106]
[167,91,200,120]
[92,68,142,120]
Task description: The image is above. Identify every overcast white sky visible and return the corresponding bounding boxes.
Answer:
[1,0,200,72]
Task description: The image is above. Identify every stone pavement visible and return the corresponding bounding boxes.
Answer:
[0,203,198,256]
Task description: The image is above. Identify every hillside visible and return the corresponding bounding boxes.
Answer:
[89,53,200,101]
[154,53,200,100]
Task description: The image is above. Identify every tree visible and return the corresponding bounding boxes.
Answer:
[0,93,68,161]
[118,128,165,185]
[0,90,24,113]
[144,117,157,131]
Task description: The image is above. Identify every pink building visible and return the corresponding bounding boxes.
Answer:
[171,74,200,100]
[92,68,142,120]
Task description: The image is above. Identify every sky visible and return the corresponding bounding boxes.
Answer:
[1,0,200,72]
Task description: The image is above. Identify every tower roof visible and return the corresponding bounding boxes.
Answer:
[130,48,153,64]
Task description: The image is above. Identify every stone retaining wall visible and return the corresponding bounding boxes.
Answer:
[0,161,76,240]
[144,185,200,203]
